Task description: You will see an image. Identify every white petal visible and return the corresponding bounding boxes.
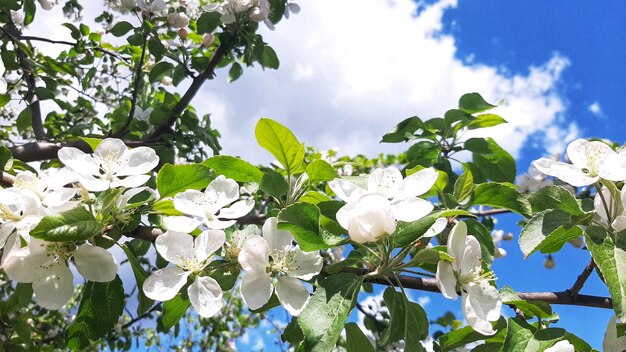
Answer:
[545,340,575,352]
[335,201,355,232]
[116,147,159,176]
[613,216,626,233]
[117,174,151,188]
[163,216,201,233]
[57,147,100,176]
[204,218,236,230]
[460,236,482,276]
[33,262,74,310]
[328,178,366,203]
[240,268,273,310]
[155,231,194,266]
[218,199,254,219]
[143,267,191,301]
[238,235,269,271]
[263,217,294,251]
[188,276,223,318]
[205,175,240,210]
[276,276,310,316]
[447,221,468,264]
[367,167,403,199]
[436,261,458,300]
[194,229,225,263]
[287,246,323,280]
[533,158,597,187]
[94,138,127,163]
[399,167,438,198]
[0,222,16,248]
[1,232,20,265]
[73,245,118,282]
[173,190,207,218]
[567,139,613,174]
[43,188,77,208]
[77,175,110,192]
[462,282,502,336]
[422,217,448,238]
[391,197,434,222]
[599,152,626,181]
[594,187,614,224]
[346,194,396,243]
[3,247,51,283]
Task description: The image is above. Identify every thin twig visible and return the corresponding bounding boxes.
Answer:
[568,259,596,299]
[19,35,130,63]
[122,303,162,329]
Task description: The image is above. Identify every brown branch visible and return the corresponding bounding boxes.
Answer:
[19,35,130,63]
[122,303,162,329]
[0,173,14,187]
[8,139,165,162]
[342,268,613,310]
[146,43,230,140]
[470,208,512,217]
[568,259,596,299]
[125,226,163,242]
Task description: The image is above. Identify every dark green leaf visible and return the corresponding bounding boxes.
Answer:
[345,323,375,352]
[149,62,174,83]
[277,203,345,251]
[260,169,289,198]
[380,287,428,351]
[503,317,564,352]
[259,45,280,69]
[156,163,214,198]
[381,116,424,143]
[394,210,471,247]
[465,219,495,263]
[519,209,582,258]
[472,183,531,217]
[196,12,221,34]
[119,243,154,315]
[439,317,507,352]
[468,138,516,183]
[528,186,583,215]
[499,287,553,319]
[282,317,304,344]
[16,107,32,134]
[228,62,243,82]
[31,207,104,242]
[109,21,134,37]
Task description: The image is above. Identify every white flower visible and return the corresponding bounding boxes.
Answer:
[120,0,137,10]
[516,162,553,194]
[238,217,322,315]
[593,186,626,232]
[134,106,153,122]
[330,166,437,223]
[58,138,159,192]
[3,239,117,309]
[37,0,54,10]
[603,316,626,352]
[13,169,78,212]
[248,0,269,22]
[203,0,254,25]
[225,224,259,259]
[0,56,6,95]
[533,139,615,187]
[436,222,502,335]
[161,76,173,86]
[545,340,575,352]
[491,229,507,258]
[201,33,215,47]
[10,10,24,27]
[165,175,254,232]
[600,148,626,182]
[168,12,189,28]
[143,230,225,318]
[137,0,166,13]
[336,193,396,243]
[0,189,45,263]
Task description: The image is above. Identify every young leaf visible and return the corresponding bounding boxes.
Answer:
[459,92,497,114]
[30,207,104,242]
[65,276,125,350]
[453,169,474,204]
[160,295,190,329]
[298,273,362,352]
[472,183,532,218]
[393,209,472,247]
[109,21,134,37]
[156,163,214,198]
[306,159,338,183]
[203,155,263,183]
[467,138,516,183]
[439,317,507,352]
[255,118,304,174]
[381,116,424,143]
[277,203,346,251]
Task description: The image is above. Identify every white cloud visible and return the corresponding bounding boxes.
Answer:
[588,101,603,117]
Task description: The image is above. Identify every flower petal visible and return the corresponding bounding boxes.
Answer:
[422,217,448,238]
[460,236,482,275]
[436,261,458,300]
[117,174,151,188]
[545,340,575,352]
[391,197,434,222]
[3,246,51,283]
[43,188,77,208]
[238,235,269,271]
[533,158,597,187]
[218,199,254,219]
[276,276,310,316]
[263,217,294,251]
[205,175,240,211]
[204,218,237,230]
[155,231,194,266]
[32,262,74,310]
[328,178,366,203]
[188,276,223,318]
[240,268,273,310]
[447,221,468,264]
[173,190,207,218]
[399,167,438,198]
[94,138,127,165]
[462,281,502,336]
[287,246,323,280]
[567,139,613,174]
[599,152,626,181]
[143,267,191,301]
[116,147,159,176]
[73,244,118,282]
[163,216,201,233]
[194,229,225,263]
[367,167,403,199]
[57,147,100,176]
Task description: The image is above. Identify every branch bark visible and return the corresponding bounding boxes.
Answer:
[8,139,164,162]
[568,259,596,299]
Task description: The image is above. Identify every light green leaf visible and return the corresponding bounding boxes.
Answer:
[439,317,507,352]
[381,116,424,143]
[255,118,304,174]
[345,323,375,352]
[528,185,584,215]
[156,163,213,198]
[503,318,564,352]
[394,210,472,247]
[585,226,626,321]
[467,138,516,183]
[472,183,531,217]
[499,287,553,319]
[160,294,190,329]
[151,199,184,216]
[459,92,497,114]
[298,273,362,352]
[465,219,495,263]
[519,209,582,258]
[78,137,102,152]
[31,207,104,242]
[467,113,507,129]
[306,160,339,183]
[203,155,263,183]
[453,169,474,204]
[277,203,346,251]
[65,276,125,350]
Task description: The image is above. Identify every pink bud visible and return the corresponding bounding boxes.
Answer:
[201,34,215,47]
[178,28,188,39]
[168,13,189,29]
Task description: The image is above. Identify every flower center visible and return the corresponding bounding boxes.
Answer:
[268,248,296,275]
[0,204,22,222]
[181,257,204,274]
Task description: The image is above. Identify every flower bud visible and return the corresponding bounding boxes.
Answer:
[177,28,188,39]
[168,12,189,29]
[569,236,583,248]
[248,6,268,22]
[38,0,54,10]
[161,40,170,49]
[10,10,24,26]
[502,232,513,241]
[95,28,106,36]
[338,194,396,243]
[544,255,555,269]
[201,33,215,47]
[161,76,173,86]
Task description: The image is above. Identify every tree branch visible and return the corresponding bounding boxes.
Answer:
[8,139,164,162]
[568,259,596,299]
[146,43,230,140]
[19,35,130,63]
[342,268,613,309]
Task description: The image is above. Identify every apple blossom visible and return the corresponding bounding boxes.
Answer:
[515,162,553,194]
[593,186,626,232]
[137,0,166,13]
[134,106,153,122]
[202,33,215,47]
[248,0,269,22]
[603,316,626,352]
[0,189,45,262]
[545,341,575,352]
[335,193,396,243]
[58,138,159,192]
[238,217,322,315]
[3,239,117,309]
[203,0,254,25]
[533,139,615,187]
[168,12,189,28]
[13,169,78,212]
[436,221,502,335]
[37,0,54,10]
[165,175,254,232]
[143,230,225,318]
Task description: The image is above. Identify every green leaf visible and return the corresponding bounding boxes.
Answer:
[228,62,243,82]
[260,169,289,198]
[0,283,33,316]
[65,276,125,350]
[499,287,553,319]
[528,186,584,215]
[394,210,471,247]
[148,38,166,61]
[109,21,134,37]
[467,113,507,129]
[31,207,104,242]
[16,106,32,133]
[459,92,497,114]
[282,317,304,344]
[77,137,102,151]
[160,295,190,329]
[196,11,221,34]
[298,273,362,352]
[439,317,507,352]
[585,226,626,321]
[380,287,429,351]
[119,243,154,316]
[156,163,213,198]
[467,138,516,183]
[203,155,263,183]
[345,323,375,352]
[465,219,495,263]
[306,160,338,183]
[206,260,239,291]
[472,183,531,217]
[405,141,441,168]
[381,116,424,143]
[519,209,582,258]
[0,94,10,108]
[0,146,13,172]
[149,62,174,83]
[277,203,345,251]
[503,317,565,352]
[23,0,36,26]
[255,118,304,174]
[453,169,474,204]
[259,45,280,69]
